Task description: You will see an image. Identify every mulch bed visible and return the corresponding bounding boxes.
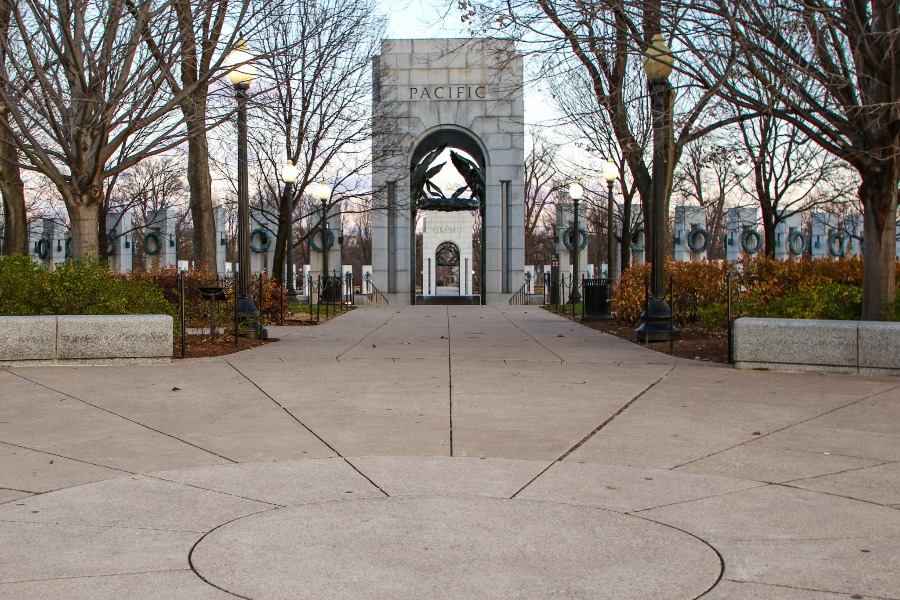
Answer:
[580,318,730,364]
[173,334,277,359]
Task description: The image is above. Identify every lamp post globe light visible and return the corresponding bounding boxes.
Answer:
[225,40,262,336]
[281,160,300,303]
[568,180,584,304]
[636,33,679,342]
[314,181,332,300]
[603,158,619,280]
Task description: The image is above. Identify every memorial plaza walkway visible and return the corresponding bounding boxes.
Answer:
[0,305,897,599]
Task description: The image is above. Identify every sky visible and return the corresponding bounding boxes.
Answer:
[380,0,468,40]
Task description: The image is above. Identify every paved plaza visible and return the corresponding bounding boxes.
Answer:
[0,306,897,599]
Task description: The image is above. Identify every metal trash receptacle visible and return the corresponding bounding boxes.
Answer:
[582,278,612,319]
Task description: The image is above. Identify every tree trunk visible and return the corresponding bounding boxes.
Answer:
[0,131,27,255]
[98,202,109,260]
[859,165,898,320]
[181,92,219,277]
[185,118,217,276]
[761,206,777,259]
[66,198,101,259]
[272,186,292,285]
[620,197,632,272]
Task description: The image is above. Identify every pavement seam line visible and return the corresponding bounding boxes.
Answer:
[557,365,676,462]
[142,473,286,508]
[628,482,771,514]
[0,439,136,477]
[773,480,899,509]
[721,578,898,600]
[620,511,726,599]
[495,306,565,363]
[509,366,676,499]
[341,457,391,497]
[671,381,900,470]
[3,371,238,464]
[223,360,390,497]
[335,306,403,361]
[780,459,894,485]
[0,568,199,586]
[0,518,208,534]
[188,507,280,600]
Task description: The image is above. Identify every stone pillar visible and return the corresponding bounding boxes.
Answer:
[28,220,48,268]
[555,199,588,287]
[302,264,311,297]
[673,206,708,262]
[524,265,535,294]
[842,214,863,258]
[725,207,759,262]
[214,206,228,275]
[106,211,133,273]
[342,265,353,298]
[810,212,840,259]
[47,219,69,270]
[250,209,277,274]
[774,211,804,261]
[146,209,178,269]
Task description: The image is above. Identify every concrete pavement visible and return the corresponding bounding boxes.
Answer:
[0,305,897,599]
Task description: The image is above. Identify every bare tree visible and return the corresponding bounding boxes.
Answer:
[172,0,231,276]
[0,0,24,255]
[734,114,856,257]
[548,64,645,272]
[459,0,737,270]
[0,0,256,258]
[250,0,385,284]
[698,0,900,318]
[524,132,562,265]
[672,132,743,259]
[109,157,189,225]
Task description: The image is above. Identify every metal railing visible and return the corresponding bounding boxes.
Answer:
[364,277,389,306]
[508,280,529,305]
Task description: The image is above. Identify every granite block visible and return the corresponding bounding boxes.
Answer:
[56,315,172,360]
[857,321,900,370]
[0,316,57,361]
[733,318,857,368]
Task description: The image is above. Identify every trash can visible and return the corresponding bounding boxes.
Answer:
[582,278,612,319]
[321,275,342,303]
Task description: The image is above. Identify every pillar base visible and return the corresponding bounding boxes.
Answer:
[635,295,680,342]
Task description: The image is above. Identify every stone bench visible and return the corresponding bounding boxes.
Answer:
[0,315,172,366]
[733,317,900,376]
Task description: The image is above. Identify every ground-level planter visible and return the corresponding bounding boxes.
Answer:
[0,315,172,366]
[734,317,900,376]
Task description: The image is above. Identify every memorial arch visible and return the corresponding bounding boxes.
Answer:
[371,39,525,304]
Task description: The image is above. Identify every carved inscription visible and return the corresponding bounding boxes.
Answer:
[409,86,487,100]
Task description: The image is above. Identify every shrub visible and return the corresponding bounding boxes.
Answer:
[755,283,863,320]
[696,303,729,330]
[0,254,53,315]
[0,254,174,318]
[612,261,729,325]
[611,256,899,328]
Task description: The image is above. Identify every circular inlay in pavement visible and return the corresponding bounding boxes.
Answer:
[192,496,720,599]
